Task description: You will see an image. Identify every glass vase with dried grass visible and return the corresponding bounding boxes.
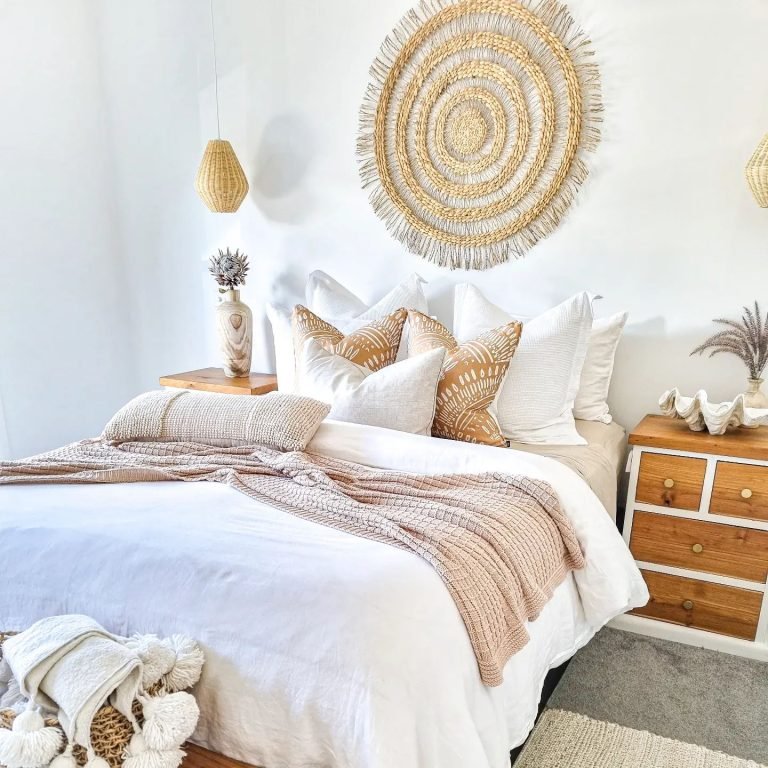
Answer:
[691,301,768,409]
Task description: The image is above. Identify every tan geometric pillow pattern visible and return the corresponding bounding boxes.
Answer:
[291,305,408,372]
[407,310,523,446]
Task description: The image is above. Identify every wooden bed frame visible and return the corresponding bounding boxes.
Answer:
[184,744,255,768]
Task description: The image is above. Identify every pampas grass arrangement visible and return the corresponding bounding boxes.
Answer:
[691,302,768,381]
[691,302,768,409]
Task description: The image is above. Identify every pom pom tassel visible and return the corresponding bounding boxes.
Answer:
[141,693,199,751]
[86,755,110,768]
[161,636,204,693]
[125,636,177,689]
[49,744,78,768]
[0,709,63,768]
[124,732,185,768]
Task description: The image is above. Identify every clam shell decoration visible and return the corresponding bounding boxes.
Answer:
[659,388,768,435]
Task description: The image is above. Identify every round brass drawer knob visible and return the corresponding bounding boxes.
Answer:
[741,488,753,499]
[682,600,694,611]
[691,543,703,554]
[663,478,675,489]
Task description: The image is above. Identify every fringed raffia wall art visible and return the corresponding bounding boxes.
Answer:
[357,0,602,270]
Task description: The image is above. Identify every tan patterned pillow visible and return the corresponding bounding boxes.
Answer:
[407,310,522,446]
[292,305,407,371]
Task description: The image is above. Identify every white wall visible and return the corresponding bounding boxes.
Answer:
[4,0,768,456]
[99,0,768,434]
[93,0,286,393]
[0,391,9,461]
[93,0,215,391]
[0,0,137,458]
[237,0,768,434]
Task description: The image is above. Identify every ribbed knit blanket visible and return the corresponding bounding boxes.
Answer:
[0,439,584,686]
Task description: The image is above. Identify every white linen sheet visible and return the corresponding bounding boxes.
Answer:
[0,421,648,768]
[507,419,628,519]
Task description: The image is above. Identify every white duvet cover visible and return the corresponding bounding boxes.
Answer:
[0,421,647,768]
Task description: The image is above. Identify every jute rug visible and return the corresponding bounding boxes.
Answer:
[516,710,767,768]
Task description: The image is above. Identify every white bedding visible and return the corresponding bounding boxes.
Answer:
[508,419,628,518]
[0,420,648,768]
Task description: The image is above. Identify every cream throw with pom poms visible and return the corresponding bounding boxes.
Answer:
[0,618,205,768]
[2,616,141,768]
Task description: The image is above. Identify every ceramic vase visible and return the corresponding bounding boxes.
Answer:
[744,378,768,410]
[216,289,252,377]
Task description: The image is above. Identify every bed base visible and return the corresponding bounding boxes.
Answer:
[509,658,570,764]
[183,660,570,768]
[184,744,255,768]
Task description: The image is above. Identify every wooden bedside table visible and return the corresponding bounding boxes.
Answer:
[612,414,768,660]
[159,368,278,396]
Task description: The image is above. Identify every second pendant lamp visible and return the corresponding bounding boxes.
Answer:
[195,0,249,213]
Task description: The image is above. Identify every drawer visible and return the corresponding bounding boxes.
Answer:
[711,461,768,522]
[635,453,706,511]
[633,570,762,641]
[629,510,768,582]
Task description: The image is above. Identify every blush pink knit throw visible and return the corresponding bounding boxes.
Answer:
[0,439,584,686]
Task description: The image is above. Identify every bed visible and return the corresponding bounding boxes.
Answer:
[0,419,647,768]
[507,419,628,520]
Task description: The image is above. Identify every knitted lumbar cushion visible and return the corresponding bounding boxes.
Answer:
[103,390,330,451]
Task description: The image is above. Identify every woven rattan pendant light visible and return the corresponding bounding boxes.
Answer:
[746,133,768,208]
[195,0,249,213]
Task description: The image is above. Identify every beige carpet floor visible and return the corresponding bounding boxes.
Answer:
[517,710,767,768]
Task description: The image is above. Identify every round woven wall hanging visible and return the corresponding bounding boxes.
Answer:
[357,0,602,270]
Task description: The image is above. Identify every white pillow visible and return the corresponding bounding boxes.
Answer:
[298,339,445,435]
[453,284,593,445]
[265,302,296,392]
[306,271,428,333]
[573,311,628,424]
[267,272,429,394]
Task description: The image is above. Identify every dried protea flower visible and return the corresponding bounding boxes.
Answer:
[691,301,768,380]
[208,248,250,290]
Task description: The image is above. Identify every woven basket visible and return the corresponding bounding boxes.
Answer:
[0,706,136,768]
[0,633,153,768]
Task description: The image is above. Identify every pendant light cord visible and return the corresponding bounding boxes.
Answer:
[209,0,221,139]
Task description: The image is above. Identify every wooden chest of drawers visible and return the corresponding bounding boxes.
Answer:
[613,415,768,660]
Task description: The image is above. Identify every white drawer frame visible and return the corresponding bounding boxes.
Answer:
[610,444,768,661]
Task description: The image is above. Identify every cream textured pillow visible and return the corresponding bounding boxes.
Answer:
[573,311,628,423]
[104,390,330,451]
[453,284,593,445]
[298,339,445,434]
[407,310,522,446]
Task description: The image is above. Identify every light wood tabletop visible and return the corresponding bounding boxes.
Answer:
[629,414,768,462]
[159,367,278,396]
